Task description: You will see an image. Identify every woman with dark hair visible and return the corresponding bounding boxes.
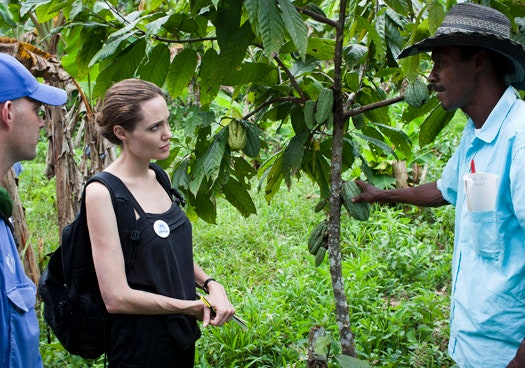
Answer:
[86,78,235,367]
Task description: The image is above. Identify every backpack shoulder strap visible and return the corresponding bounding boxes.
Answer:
[149,162,186,207]
[89,171,145,216]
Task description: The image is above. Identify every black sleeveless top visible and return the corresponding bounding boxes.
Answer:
[103,168,201,362]
[107,171,196,303]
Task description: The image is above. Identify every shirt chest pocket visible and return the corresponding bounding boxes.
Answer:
[465,211,503,264]
[7,283,36,313]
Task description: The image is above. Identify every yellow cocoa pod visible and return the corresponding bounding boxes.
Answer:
[227,120,247,151]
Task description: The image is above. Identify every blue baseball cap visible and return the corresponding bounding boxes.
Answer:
[0,53,67,105]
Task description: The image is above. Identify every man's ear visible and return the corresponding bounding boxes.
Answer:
[474,49,489,70]
[0,101,14,131]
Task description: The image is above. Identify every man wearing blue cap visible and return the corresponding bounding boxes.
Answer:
[0,52,67,368]
[352,3,525,368]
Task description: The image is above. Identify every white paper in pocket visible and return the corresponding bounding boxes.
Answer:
[463,172,499,212]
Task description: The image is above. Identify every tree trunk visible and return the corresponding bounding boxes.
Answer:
[0,169,40,285]
[393,160,409,188]
[326,0,356,357]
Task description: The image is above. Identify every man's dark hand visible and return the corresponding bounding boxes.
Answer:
[507,339,525,368]
[352,180,382,203]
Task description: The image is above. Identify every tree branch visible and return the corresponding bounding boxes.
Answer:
[243,96,302,121]
[296,6,338,28]
[343,95,404,119]
[154,35,217,44]
[273,55,306,101]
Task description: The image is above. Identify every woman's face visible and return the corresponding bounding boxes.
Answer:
[122,95,172,161]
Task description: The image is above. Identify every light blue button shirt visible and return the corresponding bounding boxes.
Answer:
[437,86,525,367]
[0,219,42,368]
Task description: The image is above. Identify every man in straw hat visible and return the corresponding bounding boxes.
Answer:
[0,52,67,367]
[352,3,525,367]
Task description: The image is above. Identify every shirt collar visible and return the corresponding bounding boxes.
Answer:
[470,86,518,143]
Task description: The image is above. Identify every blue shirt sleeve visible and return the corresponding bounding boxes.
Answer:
[0,219,42,368]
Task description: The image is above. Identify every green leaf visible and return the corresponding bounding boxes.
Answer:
[242,123,262,158]
[282,131,309,187]
[189,160,205,196]
[138,44,171,87]
[216,22,256,83]
[145,14,171,35]
[373,122,412,159]
[171,157,190,189]
[214,0,242,48]
[222,177,257,217]
[232,156,257,184]
[141,0,164,11]
[355,131,398,160]
[356,15,385,64]
[399,54,422,83]
[88,11,145,68]
[359,87,390,125]
[384,0,409,16]
[257,0,286,55]
[427,1,446,35]
[155,145,180,170]
[342,138,357,170]
[199,48,221,107]
[300,149,331,199]
[222,62,276,86]
[93,38,147,97]
[401,96,440,123]
[312,153,331,199]
[203,128,228,181]
[34,1,61,23]
[0,4,18,27]
[419,105,456,147]
[89,30,139,67]
[244,0,259,33]
[263,152,284,202]
[343,44,368,67]
[71,25,107,78]
[277,0,308,57]
[336,354,372,368]
[166,48,198,99]
[193,182,217,224]
[307,38,336,60]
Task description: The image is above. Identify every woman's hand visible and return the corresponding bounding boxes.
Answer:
[204,282,236,327]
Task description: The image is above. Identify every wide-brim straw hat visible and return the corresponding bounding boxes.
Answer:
[398,3,525,90]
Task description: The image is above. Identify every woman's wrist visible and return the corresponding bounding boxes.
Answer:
[202,278,217,293]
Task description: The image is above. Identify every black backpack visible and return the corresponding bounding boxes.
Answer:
[38,163,181,359]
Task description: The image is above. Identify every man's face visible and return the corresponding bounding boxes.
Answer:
[429,46,479,112]
[10,97,45,161]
